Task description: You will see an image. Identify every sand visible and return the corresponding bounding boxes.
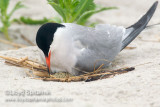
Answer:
[0,0,160,107]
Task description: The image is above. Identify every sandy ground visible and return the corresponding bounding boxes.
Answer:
[0,0,160,107]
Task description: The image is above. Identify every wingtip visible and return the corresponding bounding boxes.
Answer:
[155,1,158,4]
[154,1,158,6]
[121,1,158,50]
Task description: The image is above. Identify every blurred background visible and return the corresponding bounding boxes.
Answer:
[0,0,159,51]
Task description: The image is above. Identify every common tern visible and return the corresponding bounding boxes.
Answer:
[36,1,158,75]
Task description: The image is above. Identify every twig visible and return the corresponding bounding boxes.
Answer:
[125,46,136,50]
[81,67,134,77]
[17,56,28,63]
[0,38,27,48]
[139,37,160,43]
[0,55,135,82]
[94,64,104,73]
[93,59,110,72]
[133,62,152,67]
[33,70,50,78]
[43,67,135,82]
[21,34,35,46]
[0,55,47,71]
[140,39,160,42]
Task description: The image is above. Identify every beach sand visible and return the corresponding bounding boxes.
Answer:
[0,0,160,107]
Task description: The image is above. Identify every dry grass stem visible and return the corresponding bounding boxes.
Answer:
[94,64,104,73]
[20,34,35,46]
[0,55,47,71]
[0,38,27,48]
[93,59,111,72]
[139,36,160,43]
[0,55,135,82]
[125,47,137,49]
[17,56,28,63]
[140,39,160,42]
[33,70,50,78]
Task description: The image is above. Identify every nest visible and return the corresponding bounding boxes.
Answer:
[0,56,135,82]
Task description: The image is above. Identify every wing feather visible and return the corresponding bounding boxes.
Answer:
[63,23,126,72]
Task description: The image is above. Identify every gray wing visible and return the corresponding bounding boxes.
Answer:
[63,23,126,72]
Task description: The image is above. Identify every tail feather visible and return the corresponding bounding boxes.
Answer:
[121,1,158,50]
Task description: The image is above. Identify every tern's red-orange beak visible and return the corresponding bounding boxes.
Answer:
[45,51,51,74]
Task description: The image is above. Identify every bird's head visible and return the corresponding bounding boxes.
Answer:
[36,23,65,74]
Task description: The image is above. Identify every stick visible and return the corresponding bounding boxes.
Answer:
[0,55,135,82]
[0,55,47,71]
[140,39,160,42]
[17,56,28,63]
[94,64,104,72]
[0,38,27,48]
[125,47,136,50]
[33,70,49,78]
[21,34,35,46]
[139,37,160,43]
[0,55,18,62]
[43,67,135,82]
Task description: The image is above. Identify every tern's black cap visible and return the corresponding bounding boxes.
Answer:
[36,23,65,56]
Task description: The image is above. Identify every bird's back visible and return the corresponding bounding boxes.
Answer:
[62,23,126,73]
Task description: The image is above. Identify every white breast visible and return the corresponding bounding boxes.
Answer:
[48,27,81,75]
